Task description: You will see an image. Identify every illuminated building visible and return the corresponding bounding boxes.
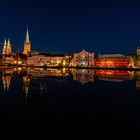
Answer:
[95,54,130,67]
[2,39,12,55]
[27,55,66,66]
[23,29,31,56]
[2,39,7,55]
[137,47,140,57]
[136,47,140,67]
[135,71,140,89]
[72,50,95,67]
[2,39,14,64]
[128,56,135,68]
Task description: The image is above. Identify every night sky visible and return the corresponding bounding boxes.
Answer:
[0,0,140,55]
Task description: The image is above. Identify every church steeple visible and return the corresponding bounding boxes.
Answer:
[2,38,12,55]
[3,39,7,55]
[7,39,10,47]
[25,29,30,43]
[23,28,31,55]
[4,39,7,47]
[6,39,11,55]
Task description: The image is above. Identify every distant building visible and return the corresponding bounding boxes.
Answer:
[72,50,95,67]
[95,54,130,67]
[136,47,140,67]
[2,39,14,64]
[137,47,140,57]
[23,29,31,56]
[2,39,12,55]
[27,54,66,66]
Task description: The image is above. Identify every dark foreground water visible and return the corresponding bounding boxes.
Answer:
[0,68,140,138]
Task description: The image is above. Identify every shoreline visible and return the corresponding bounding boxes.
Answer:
[0,64,140,71]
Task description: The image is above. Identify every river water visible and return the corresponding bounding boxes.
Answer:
[0,68,140,138]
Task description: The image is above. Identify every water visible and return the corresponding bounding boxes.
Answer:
[0,68,140,138]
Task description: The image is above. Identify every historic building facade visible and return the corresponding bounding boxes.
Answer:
[95,54,130,67]
[71,50,95,67]
[27,55,67,66]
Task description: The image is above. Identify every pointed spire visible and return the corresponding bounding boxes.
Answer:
[7,39,10,47]
[4,39,6,45]
[25,28,30,43]
[3,39,7,49]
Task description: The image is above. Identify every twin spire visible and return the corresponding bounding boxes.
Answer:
[3,39,11,55]
[4,39,10,47]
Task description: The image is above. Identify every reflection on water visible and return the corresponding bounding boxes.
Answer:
[2,75,11,92]
[0,67,138,85]
[1,67,140,137]
[0,67,139,104]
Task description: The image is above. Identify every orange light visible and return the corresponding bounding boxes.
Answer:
[18,61,22,64]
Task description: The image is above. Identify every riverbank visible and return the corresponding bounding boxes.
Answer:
[0,64,140,71]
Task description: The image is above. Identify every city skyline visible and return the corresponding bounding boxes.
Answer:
[1,0,140,55]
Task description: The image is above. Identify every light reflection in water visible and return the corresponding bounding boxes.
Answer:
[0,67,139,103]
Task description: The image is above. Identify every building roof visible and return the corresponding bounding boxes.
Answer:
[98,54,126,58]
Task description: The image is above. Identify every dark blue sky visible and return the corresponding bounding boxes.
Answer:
[0,0,140,54]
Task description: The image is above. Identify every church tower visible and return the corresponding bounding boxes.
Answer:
[23,29,31,55]
[2,39,12,55]
[6,39,12,55]
[2,39,7,55]
[137,46,140,57]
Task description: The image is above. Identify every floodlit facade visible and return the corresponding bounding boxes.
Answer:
[72,50,95,67]
[27,55,66,66]
[137,47,140,67]
[95,54,130,67]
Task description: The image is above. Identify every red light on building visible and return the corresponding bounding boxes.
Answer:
[115,61,128,67]
[105,61,115,67]
[95,62,105,66]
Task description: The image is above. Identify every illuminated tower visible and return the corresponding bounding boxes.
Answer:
[2,39,12,55]
[137,46,140,67]
[6,39,12,55]
[2,39,7,55]
[137,47,140,57]
[23,29,31,55]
